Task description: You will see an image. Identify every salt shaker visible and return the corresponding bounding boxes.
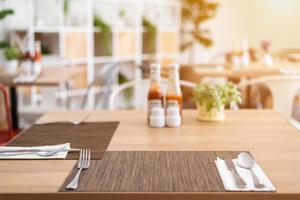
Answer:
[149,107,165,128]
[166,106,181,127]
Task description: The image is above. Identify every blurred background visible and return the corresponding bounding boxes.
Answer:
[0,0,299,130]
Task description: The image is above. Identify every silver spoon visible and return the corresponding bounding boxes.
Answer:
[237,152,265,189]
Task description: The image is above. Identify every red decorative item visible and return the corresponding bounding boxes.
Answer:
[0,83,14,145]
[260,40,271,53]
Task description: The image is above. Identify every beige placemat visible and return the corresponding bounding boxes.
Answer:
[7,122,119,160]
[60,151,243,192]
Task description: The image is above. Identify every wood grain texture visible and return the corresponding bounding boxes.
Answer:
[0,66,85,86]
[7,122,119,160]
[181,62,300,79]
[0,110,300,200]
[60,151,244,192]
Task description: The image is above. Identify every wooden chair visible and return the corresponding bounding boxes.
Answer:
[0,83,14,145]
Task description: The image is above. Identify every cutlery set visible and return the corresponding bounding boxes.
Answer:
[0,145,89,189]
[224,152,265,189]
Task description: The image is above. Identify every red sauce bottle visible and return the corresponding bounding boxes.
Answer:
[166,64,182,116]
[147,64,164,123]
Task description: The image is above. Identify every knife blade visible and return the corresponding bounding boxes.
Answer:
[224,159,247,188]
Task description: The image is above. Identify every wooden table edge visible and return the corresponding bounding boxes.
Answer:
[0,192,299,200]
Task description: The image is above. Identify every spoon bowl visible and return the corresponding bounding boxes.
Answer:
[238,152,255,169]
[237,152,265,189]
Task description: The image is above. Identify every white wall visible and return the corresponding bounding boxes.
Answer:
[249,0,300,50]
[180,0,300,64]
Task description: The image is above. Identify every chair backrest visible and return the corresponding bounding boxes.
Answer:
[238,75,300,119]
[80,63,119,109]
[0,83,13,142]
[108,79,196,110]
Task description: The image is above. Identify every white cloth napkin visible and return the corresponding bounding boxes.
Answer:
[13,74,39,83]
[0,143,70,159]
[215,157,276,191]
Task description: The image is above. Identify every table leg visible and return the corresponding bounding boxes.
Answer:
[9,87,19,130]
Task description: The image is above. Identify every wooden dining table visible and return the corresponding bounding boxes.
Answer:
[0,66,85,129]
[0,109,300,200]
[181,62,300,79]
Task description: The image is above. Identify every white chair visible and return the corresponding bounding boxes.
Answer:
[108,79,196,110]
[57,63,119,109]
[238,75,300,129]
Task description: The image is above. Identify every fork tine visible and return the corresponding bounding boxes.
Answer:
[87,149,91,167]
[77,149,83,168]
[81,149,86,167]
[83,149,88,167]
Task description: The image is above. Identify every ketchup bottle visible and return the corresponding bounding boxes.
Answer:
[166,64,182,116]
[147,64,164,124]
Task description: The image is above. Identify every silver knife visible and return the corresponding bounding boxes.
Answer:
[224,159,247,188]
[0,148,81,154]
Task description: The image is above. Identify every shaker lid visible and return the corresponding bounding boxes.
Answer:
[150,64,161,70]
[169,63,180,69]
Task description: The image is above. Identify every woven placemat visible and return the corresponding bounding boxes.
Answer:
[7,122,119,160]
[60,151,241,192]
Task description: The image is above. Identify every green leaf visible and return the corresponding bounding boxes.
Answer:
[64,0,70,15]
[0,41,10,49]
[0,9,14,20]
[4,46,22,60]
[180,0,218,51]
[193,82,242,112]
[180,40,193,51]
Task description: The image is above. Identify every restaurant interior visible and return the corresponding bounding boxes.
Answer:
[0,0,300,199]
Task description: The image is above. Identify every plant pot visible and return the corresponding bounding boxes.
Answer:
[196,103,225,122]
[4,60,18,73]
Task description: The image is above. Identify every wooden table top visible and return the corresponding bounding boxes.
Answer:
[182,62,300,78]
[0,109,300,200]
[0,66,85,86]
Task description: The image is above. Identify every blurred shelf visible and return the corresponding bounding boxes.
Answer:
[63,27,89,32]
[142,54,157,60]
[94,56,114,63]
[33,26,60,33]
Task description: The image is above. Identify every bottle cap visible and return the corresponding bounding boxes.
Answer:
[150,64,161,70]
[169,63,180,69]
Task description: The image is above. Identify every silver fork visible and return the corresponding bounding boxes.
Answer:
[66,149,91,190]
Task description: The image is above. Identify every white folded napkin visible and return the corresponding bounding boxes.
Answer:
[0,143,71,159]
[13,74,39,83]
[215,157,276,191]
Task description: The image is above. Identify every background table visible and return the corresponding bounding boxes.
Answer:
[0,67,85,129]
[0,110,300,200]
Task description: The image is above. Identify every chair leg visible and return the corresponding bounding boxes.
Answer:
[3,87,14,139]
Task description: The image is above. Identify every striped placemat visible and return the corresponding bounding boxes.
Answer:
[7,122,119,160]
[60,151,242,192]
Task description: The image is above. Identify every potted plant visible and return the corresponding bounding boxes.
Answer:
[181,0,218,64]
[142,17,157,54]
[94,14,112,56]
[4,46,22,73]
[193,82,241,121]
